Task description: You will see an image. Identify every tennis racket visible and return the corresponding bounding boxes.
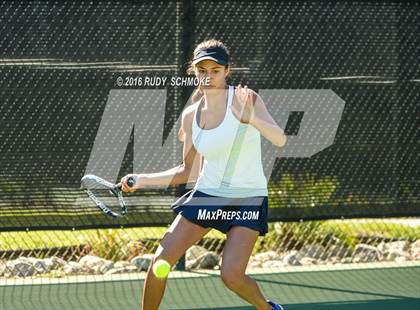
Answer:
[80,174,136,217]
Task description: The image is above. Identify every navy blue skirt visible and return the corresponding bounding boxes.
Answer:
[171,189,269,236]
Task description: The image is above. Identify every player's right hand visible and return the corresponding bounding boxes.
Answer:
[120,174,138,193]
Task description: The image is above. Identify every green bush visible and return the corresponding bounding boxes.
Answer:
[79,229,158,261]
[255,173,355,253]
[253,221,358,254]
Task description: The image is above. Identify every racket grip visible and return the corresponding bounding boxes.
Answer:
[127,176,136,188]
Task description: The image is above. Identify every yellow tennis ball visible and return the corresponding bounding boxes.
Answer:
[152,259,171,279]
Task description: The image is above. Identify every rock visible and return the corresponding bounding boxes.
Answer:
[300,257,318,265]
[105,268,125,275]
[43,258,57,270]
[185,245,219,270]
[44,257,67,270]
[283,251,301,266]
[341,257,353,264]
[410,240,420,250]
[198,252,219,269]
[78,255,114,274]
[389,250,411,261]
[262,260,285,268]
[395,256,408,264]
[92,260,114,274]
[410,240,420,260]
[248,261,262,268]
[378,241,409,253]
[52,257,67,267]
[0,261,6,276]
[34,259,49,274]
[317,259,329,265]
[352,244,380,263]
[79,255,108,272]
[326,256,341,264]
[64,262,84,275]
[378,241,410,261]
[99,261,114,274]
[377,242,387,253]
[6,258,36,277]
[105,267,126,275]
[114,261,132,269]
[26,257,37,263]
[298,245,327,260]
[131,255,153,271]
[389,241,410,251]
[124,265,138,273]
[328,245,353,259]
[252,251,281,263]
[187,252,219,270]
[26,257,50,274]
[186,245,209,261]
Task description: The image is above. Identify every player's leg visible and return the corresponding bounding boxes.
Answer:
[220,226,272,310]
[141,214,211,310]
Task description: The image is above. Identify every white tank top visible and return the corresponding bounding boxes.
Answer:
[191,85,268,198]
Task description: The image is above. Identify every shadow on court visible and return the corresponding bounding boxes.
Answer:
[284,298,420,310]
[252,276,415,300]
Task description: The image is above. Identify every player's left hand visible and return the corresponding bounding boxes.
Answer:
[232,84,257,125]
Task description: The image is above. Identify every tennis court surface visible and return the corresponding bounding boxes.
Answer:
[1,262,419,310]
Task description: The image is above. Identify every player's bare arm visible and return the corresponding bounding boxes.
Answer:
[121,103,201,192]
[232,84,287,147]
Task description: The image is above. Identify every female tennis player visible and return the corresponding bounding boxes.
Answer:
[121,39,286,310]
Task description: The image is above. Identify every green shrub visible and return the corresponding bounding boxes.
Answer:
[253,221,358,254]
[79,229,153,261]
[255,173,356,253]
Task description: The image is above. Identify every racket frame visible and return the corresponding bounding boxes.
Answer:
[81,174,135,217]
